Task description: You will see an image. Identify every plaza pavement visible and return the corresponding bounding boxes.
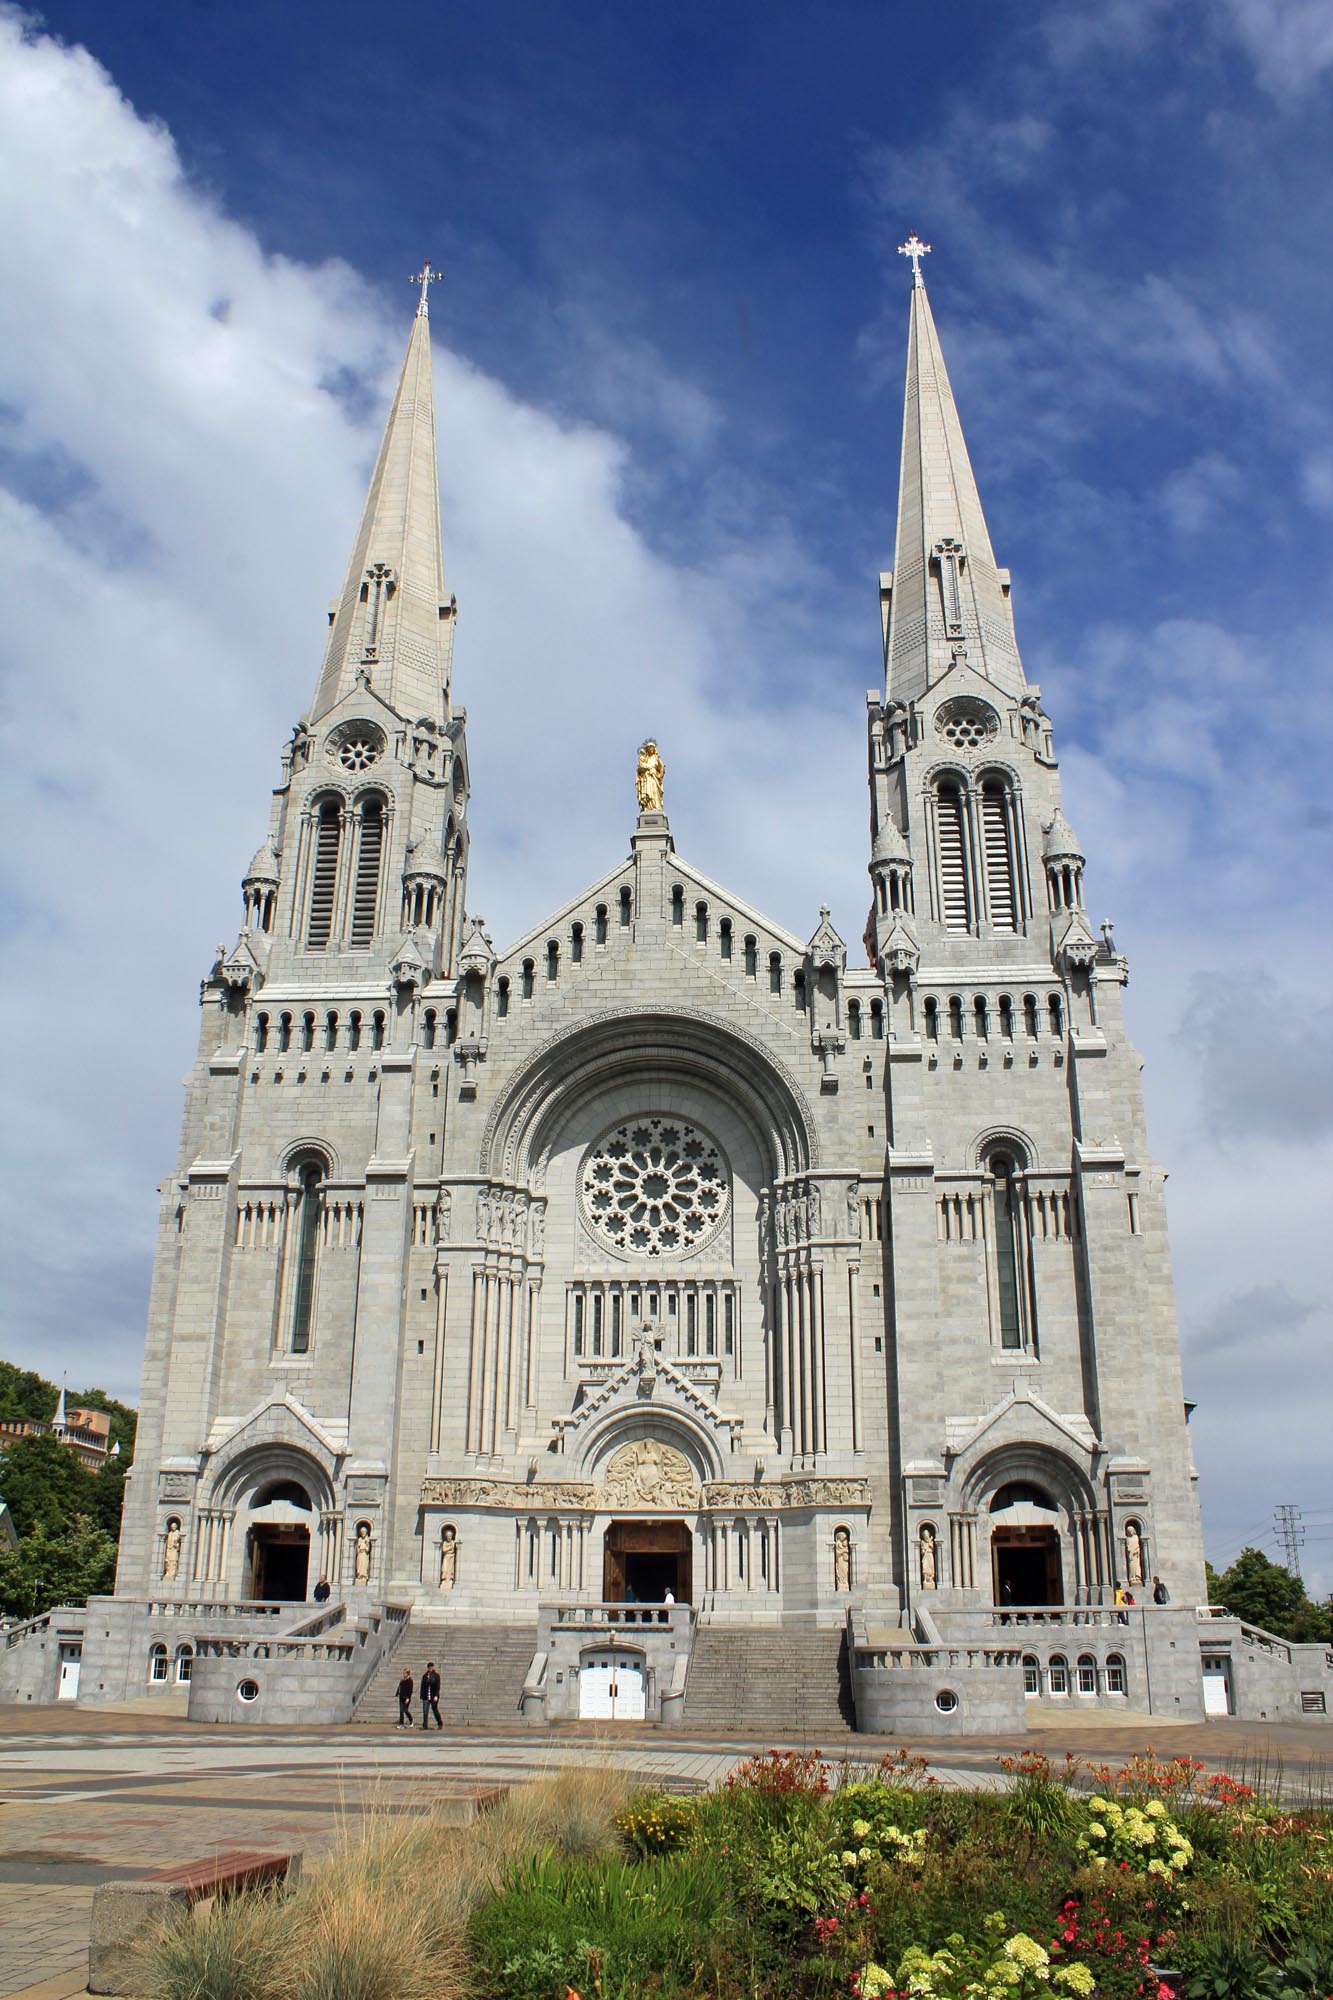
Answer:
[0,1705,1327,1999]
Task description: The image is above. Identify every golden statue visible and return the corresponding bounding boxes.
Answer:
[636,739,665,813]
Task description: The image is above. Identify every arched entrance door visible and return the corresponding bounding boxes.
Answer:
[991,1527,1062,1606]
[603,1520,692,1604]
[246,1481,314,1600]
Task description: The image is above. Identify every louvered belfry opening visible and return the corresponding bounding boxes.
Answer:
[350,797,384,946]
[981,779,1017,931]
[306,798,341,948]
[935,781,971,932]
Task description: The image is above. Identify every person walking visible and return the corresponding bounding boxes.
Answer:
[395,1667,413,1729]
[420,1660,442,1730]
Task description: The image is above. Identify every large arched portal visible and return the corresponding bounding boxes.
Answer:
[246,1479,314,1601]
[603,1519,693,1604]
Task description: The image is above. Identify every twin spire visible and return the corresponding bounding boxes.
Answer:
[308,264,454,728]
[306,243,1021,734]
[883,238,1027,706]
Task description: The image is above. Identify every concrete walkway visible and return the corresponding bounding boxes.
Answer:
[0,1707,1327,1998]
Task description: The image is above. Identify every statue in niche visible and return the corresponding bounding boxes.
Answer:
[162,1518,183,1583]
[438,1190,452,1242]
[919,1522,938,1590]
[1124,1519,1144,1588]
[833,1526,852,1593]
[635,739,666,813]
[353,1522,373,1583]
[634,1329,660,1396]
[530,1203,545,1255]
[439,1524,458,1589]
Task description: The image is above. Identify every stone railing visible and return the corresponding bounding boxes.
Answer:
[2,1611,54,1649]
[148,1599,287,1621]
[988,1606,1127,1630]
[280,1603,348,1639]
[854,1642,1025,1672]
[547,1601,696,1634]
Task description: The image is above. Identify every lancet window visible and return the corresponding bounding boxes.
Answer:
[984,1145,1037,1353]
[286,1158,325,1355]
[349,796,385,946]
[306,797,342,948]
[928,772,1027,935]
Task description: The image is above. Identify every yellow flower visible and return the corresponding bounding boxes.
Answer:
[1004,1934,1051,1971]
[1053,1966,1095,1996]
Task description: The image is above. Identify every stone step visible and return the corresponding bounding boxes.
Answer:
[353,1616,538,1728]
[684,1625,856,1734]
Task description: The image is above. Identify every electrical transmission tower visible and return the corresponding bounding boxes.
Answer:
[1274,1504,1305,1577]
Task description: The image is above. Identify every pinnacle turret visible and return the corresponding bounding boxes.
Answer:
[882,254,1026,704]
[308,295,455,727]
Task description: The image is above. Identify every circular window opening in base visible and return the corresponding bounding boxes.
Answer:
[237,1678,260,1705]
[934,1688,959,1714]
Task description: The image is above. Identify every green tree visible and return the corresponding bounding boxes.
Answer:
[0,1430,95,1538]
[1214,1546,1331,1643]
[0,1515,117,1617]
[0,1360,56,1424]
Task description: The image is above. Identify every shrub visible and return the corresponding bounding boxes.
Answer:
[142,1889,290,2000]
[1077,1796,1193,1879]
[614,1792,696,1855]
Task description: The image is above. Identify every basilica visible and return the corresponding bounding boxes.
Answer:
[15,248,1324,1731]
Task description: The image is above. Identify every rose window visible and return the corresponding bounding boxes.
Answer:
[581,1117,729,1259]
[338,735,382,772]
[935,699,999,750]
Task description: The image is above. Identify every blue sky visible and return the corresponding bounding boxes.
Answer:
[1,0,1330,1590]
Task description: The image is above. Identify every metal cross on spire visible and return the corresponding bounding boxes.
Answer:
[898,233,932,287]
[409,260,444,318]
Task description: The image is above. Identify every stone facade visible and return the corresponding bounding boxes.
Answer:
[66,261,1280,1727]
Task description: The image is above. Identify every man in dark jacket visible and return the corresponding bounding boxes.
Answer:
[395,1668,414,1729]
[420,1661,442,1730]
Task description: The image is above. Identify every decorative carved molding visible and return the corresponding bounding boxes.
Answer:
[418,1473,872,1513]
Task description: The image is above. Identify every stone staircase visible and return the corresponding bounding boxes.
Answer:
[683,1623,855,1739]
[353,1616,539,1728]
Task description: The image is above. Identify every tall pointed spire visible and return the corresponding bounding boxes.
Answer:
[308,275,454,726]
[883,248,1025,705]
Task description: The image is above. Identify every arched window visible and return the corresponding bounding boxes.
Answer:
[1048,993,1064,1038]
[695,901,708,943]
[306,797,342,948]
[571,922,584,964]
[744,936,757,977]
[255,1013,270,1054]
[1023,993,1039,1038]
[1022,1653,1040,1697]
[149,1643,169,1683]
[934,780,972,932]
[923,997,939,1042]
[347,1010,362,1052]
[323,1011,339,1052]
[595,905,608,946]
[998,995,1014,1040]
[1048,1654,1069,1695]
[174,1643,194,1685]
[444,1008,457,1046]
[848,1000,862,1040]
[980,778,1018,931]
[546,940,559,981]
[370,1009,385,1052]
[768,952,782,994]
[793,970,806,1012]
[948,995,964,1040]
[619,886,632,927]
[422,1008,437,1050]
[496,977,510,1018]
[870,998,885,1040]
[1076,1653,1097,1695]
[521,959,535,1000]
[300,1011,315,1053]
[973,996,989,1040]
[719,918,733,960]
[277,1012,292,1054]
[350,797,384,946]
[986,1150,1032,1352]
[671,885,684,926]
[1105,1652,1127,1696]
[289,1159,324,1354]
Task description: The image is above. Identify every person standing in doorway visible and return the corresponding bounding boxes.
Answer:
[395,1667,413,1729]
[1152,1575,1170,1605]
[420,1660,442,1730]
[663,1587,675,1606]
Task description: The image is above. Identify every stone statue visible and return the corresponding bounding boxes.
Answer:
[439,1524,458,1589]
[919,1522,938,1590]
[635,739,665,813]
[634,1329,659,1396]
[833,1526,852,1592]
[162,1518,183,1583]
[353,1522,373,1584]
[1124,1519,1144,1588]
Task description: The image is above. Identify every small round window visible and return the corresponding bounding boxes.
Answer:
[237,1678,260,1704]
[580,1116,729,1260]
[934,1687,959,1714]
[935,699,998,750]
[328,721,385,772]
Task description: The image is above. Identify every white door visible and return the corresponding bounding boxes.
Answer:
[58,1644,81,1700]
[578,1650,647,1721]
[1201,1656,1232,1716]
